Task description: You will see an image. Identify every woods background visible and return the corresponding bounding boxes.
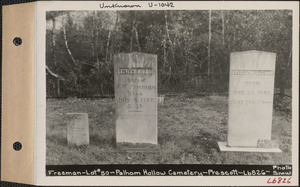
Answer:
[46,10,292,98]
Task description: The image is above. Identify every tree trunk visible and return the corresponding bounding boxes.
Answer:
[63,24,79,95]
[279,50,292,97]
[130,12,136,52]
[163,39,167,67]
[57,80,60,96]
[286,48,292,69]
[91,13,95,59]
[221,10,225,47]
[51,17,60,96]
[164,11,175,82]
[105,30,111,62]
[63,26,76,65]
[133,26,141,52]
[130,32,133,52]
[51,18,57,66]
[94,11,100,63]
[279,66,286,97]
[208,10,212,78]
[111,12,119,56]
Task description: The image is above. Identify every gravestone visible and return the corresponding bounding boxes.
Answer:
[114,52,157,149]
[67,113,89,146]
[218,50,281,152]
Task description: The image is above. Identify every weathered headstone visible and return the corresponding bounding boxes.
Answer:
[114,52,157,148]
[218,50,281,152]
[67,113,89,146]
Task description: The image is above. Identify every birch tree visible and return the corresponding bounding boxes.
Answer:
[208,10,212,78]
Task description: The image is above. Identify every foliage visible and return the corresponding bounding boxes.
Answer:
[46,10,292,97]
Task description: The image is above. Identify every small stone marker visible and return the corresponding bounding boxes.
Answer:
[67,113,89,146]
[257,139,279,149]
[157,96,164,105]
[218,50,281,152]
[114,52,157,149]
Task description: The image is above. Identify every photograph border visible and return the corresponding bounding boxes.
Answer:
[36,1,299,186]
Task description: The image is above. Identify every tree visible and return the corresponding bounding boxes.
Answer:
[46,10,292,97]
[208,10,212,78]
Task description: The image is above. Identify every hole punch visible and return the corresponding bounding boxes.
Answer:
[13,142,22,151]
[13,37,22,46]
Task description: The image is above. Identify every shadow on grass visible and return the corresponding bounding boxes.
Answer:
[190,131,219,154]
[89,133,116,148]
[46,133,68,146]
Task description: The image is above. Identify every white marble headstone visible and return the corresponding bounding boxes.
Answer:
[114,53,158,147]
[67,113,89,146]
[227,50,276,147]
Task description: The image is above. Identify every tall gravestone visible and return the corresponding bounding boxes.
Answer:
[218,50,281,152]
[67,113,89,146]
[114,52,157,148]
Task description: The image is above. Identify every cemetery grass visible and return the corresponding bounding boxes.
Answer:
[46,95,292,165]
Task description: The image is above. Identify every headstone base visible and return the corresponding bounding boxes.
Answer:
[218,141,281,153]
[116,142,159,152]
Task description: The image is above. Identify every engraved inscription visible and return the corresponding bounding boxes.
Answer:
[230,70,274,106]
[115,67,156,113]
[231,70,274,76]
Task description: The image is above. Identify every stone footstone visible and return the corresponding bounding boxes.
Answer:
[67,113,89,146]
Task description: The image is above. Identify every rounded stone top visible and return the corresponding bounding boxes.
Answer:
[231,50,276,56]
[66,113,88,116]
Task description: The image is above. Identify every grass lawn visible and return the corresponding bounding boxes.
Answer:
[46,95,292,165]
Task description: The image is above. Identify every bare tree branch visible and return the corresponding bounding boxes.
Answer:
[46,65,65,80]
